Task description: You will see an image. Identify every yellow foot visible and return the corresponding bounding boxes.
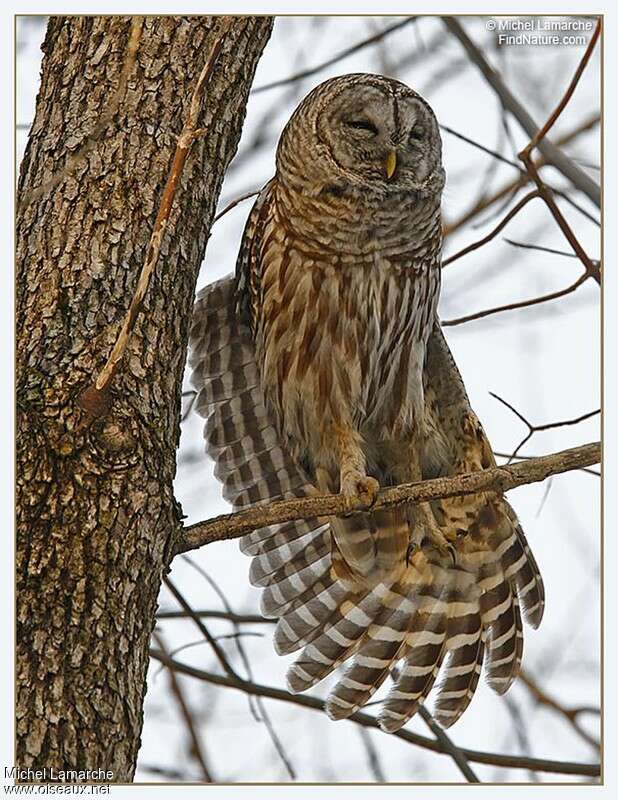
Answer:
[340,474,380,512]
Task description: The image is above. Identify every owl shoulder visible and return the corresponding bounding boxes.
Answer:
[234,178,278,329]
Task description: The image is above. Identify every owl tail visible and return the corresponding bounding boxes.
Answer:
[270,497,543,731]
[189,276,544,731]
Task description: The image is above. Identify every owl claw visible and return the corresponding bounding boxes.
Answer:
[407,529,458,567]
[430,535,457,567]
[341,474,380,512]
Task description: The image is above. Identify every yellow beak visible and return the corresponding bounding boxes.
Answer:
[385,150,397,180]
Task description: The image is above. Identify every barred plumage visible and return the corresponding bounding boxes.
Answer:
[189,74,544,730]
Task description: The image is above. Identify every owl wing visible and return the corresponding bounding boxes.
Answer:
[190,186,340,621]
[385,323,545,729]
[234,178,275,332]
[422,323,544,634]
[189,198,544,731]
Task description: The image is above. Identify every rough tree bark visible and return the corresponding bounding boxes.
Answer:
[16,15,272,780]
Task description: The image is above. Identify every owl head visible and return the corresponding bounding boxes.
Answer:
[277,73,445,199]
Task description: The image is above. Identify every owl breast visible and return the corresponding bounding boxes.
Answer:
[255,208,441,469]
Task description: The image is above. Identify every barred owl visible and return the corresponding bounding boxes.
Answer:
[189,74,544,730]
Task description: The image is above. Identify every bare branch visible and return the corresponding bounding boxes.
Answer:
[442,17,600,207]
[151,632,213,782]
[519,669,600,752]
[357,727,387,782]
[443,113,600,237]
[252,18,416,94]
[138,764,193,781]
[163,575,296,779]
[442,190,541,268]
[148,649,600,778]
[442,273,590,328]
[489,393,599,462]
[176,442,599,555]
[156,609,270,623]
[213,190,260,223]
[440,123,597,227]
[502,239,579,259]
[417,705,479,782]
[155,606,602,753]
[521,19,601,159]
[515,24,602,286]
[164,577,241,681]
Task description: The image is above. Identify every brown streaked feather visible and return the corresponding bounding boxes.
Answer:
[325,586,414,719]
[433,628,485,728]
[239,518,325,557]
[286,589,384,690]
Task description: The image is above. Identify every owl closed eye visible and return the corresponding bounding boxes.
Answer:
[277,73,445,195]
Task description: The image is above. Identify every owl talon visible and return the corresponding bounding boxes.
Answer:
[408,529,458,567]
[444,541,457,567]
[405,542,417,566]
[431,535,457,567]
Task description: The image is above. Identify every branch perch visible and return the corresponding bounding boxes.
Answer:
[176,441,599,555]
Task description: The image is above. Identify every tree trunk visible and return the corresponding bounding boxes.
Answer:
[16,15,272,781]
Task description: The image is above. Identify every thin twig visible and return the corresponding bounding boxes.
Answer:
[518,669,601,752]
[156,608,602,752]
[161,580,301,779]
[162,633,264,667]
[442,273,590,328]
[440,123,597,226]
[502,695,538,782]
[138,764,193,781]
[417,705,479,782]
[489,393,599,463]
[156,609,269,624]
[151,632,213,782]
[78,17,233,418]
[521,19,602,159]
[442,17,600,207]
[517,152,600,284]
[176,442,599,554]
[515,23,602,286]
[441,183,597,327]
[148,649,600,778]
[440,123,525,172]
[443,113,600,237]
[252,18,416,94]
[213,190,260,223]
[502,239,579,259]
[178,556,297,779]
[164,576,242,681]
[357,727,387,782]
[181,390,197,422]
[442,190,541,268]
